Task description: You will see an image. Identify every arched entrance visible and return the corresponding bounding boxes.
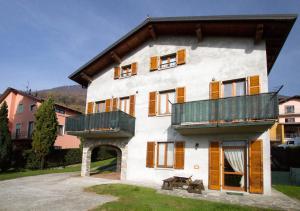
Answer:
[81,139,128,180]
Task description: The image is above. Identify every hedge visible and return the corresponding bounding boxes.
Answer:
[271,146,300,171]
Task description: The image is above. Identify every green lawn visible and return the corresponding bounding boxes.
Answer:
[273,185,300,201]
[86,184,269,211]
[0,158,116,181]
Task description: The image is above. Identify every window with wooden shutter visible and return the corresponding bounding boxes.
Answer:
[131,62,137,75]
[114,67,120,79]
[87,102,94,114]
[148,91,157,116]
[176,87,185,104]
[105,99,111,112]
[210,81,220,99]
[176,49,186,65]
[209,141,221,190]
[129,95,135,117]
[146,142,155,168]
[249,140,263,194]
[112,98,118,111]
[174,141,185,169]
[248,75,260,95]
[150,56,158,71]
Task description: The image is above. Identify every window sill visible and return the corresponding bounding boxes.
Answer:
[155,114,172,117]
[155,167,174,170]
[158,64,177,71]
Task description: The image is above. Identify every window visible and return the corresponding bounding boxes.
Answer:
[30,104,36,112]
[158,90,175,115]
[55,107,65,114]
[223,79,246,98]
[121,64,132,78]
[119,97,130,114]
[285,118,295,123]
[285,105,295,114]
[28,121,34,138]
[160,53,177,69]
[57,125,64,136]
[17,104,24,113]
[157,142,174,168]
[95,101,105,113]
[15,123,21,139]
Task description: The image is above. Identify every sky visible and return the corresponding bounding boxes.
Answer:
[0,0,299,95]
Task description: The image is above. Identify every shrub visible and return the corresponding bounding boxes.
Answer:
[65,149,82,165]
[24,150,40,170]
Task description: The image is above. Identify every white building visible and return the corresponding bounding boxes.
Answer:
[66,15,297,195]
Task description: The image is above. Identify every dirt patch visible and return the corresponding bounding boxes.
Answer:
[91,172,120,180]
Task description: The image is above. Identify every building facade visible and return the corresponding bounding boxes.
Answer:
[0,88,81,149]
[66,15,297,195]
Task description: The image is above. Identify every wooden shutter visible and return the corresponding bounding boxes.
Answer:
[87,102,94,114]
[209,142,220,190]
[112,98,118,111]
[150,56,158,71]
[105,99,111,112]
[210,81,220,99]
[174,141,185,169]
[114,67,120,79]
[131,62,137,75]
[146,142,155,168]
[249,140,263,194]
[129,95,135,117]
[176,87,185,104]
[176,49,186,65]
[148,91,157,116]
[248,75,260,95]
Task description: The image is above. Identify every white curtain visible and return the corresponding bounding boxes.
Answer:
[224,148,244,187]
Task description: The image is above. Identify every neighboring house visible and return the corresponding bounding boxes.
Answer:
[66,15,297,195]
[270,96,300,144]
[0,87,81,149]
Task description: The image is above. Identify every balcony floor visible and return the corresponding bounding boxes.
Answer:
[66,128,134,139]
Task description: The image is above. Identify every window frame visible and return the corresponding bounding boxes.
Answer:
[57,125,64,136]
[30,104,36,112]
[285,105,295,114]
[15,123,21,138]
[120,64,132,78]
[119,96,130,114]
[222,78,247,98]
[285,118,295,123]
[16,103,24,114]
[157,89,175,116]
[159,53,177,70]
[156,141,175,168]
[27,121,34,138]
[95,100,106,113]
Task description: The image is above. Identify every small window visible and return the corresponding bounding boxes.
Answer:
[223,79,246,98]
[55,107,65,114]
[57,125,64,136]
[17,104,24,113]
[158,90,175,115]
[285,118,295,123]
[15,123,21,139]
[28,121,34,138]
[160,53,177,69]
[157,142,174,168]
[30,104,36,112]
[95,101,105,113]
[121,65,132,78]
[285,105,295,114]
[119,97,130,114]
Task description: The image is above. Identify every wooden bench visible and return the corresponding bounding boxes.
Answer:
[162,177,175,190]
[187,179,205,194]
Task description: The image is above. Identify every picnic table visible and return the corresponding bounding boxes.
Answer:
[187,179,205,194]
[162,176,204,194]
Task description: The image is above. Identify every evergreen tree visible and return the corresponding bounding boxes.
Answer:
[0,101,12,171]
[32,98,58,169]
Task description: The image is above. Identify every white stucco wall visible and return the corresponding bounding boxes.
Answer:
[86,36,271,194]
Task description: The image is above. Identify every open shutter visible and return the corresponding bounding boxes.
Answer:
[114,67,120,79]
[148,92,157,116]
[150,56,158,71]
[176,49,186,65]
[131,62,137,75]
[210,81,220,99]
[87,102,94,114]
[105,99,111,112]
[112,98,118,111]
[174,141,185,169]
[209,141,220,190]
[146,142,155,168]
[129,95,135,117]
[176,87,185,104]
[249,140,263,194]
[248,75,260,95]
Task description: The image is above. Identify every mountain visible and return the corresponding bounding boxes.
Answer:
[35,85,87,113]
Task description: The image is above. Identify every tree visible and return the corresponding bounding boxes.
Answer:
[32,98,58,169]
[0,101,12,171]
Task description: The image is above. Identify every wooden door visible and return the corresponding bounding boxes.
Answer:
[209,142,221,190]
[249,140,263,194]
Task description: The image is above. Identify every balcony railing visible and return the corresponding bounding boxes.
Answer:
[172,92,279,126]
[65,110,135,137]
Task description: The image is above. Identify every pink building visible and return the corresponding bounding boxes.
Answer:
[0,87,81,149]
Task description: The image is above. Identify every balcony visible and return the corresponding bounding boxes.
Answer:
[65,110,135,138]
[171,93,278,135]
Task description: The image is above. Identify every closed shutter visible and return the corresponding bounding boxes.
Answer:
[146,142,155,168]
[87,102,94,114]
[176,87,185,104]
[112,98,118,111]
[105,99,111,112]
[210,81,221,99]
[248,75,260,95]
[148,91,157,116]
[114,67,120,79]
[249,140,263,194]
[209,142,220,190]
[150,56,158,71]
[131,62,137,75]
[129,95,135,117]
[174,141,185,169]
[177,49,186,65]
